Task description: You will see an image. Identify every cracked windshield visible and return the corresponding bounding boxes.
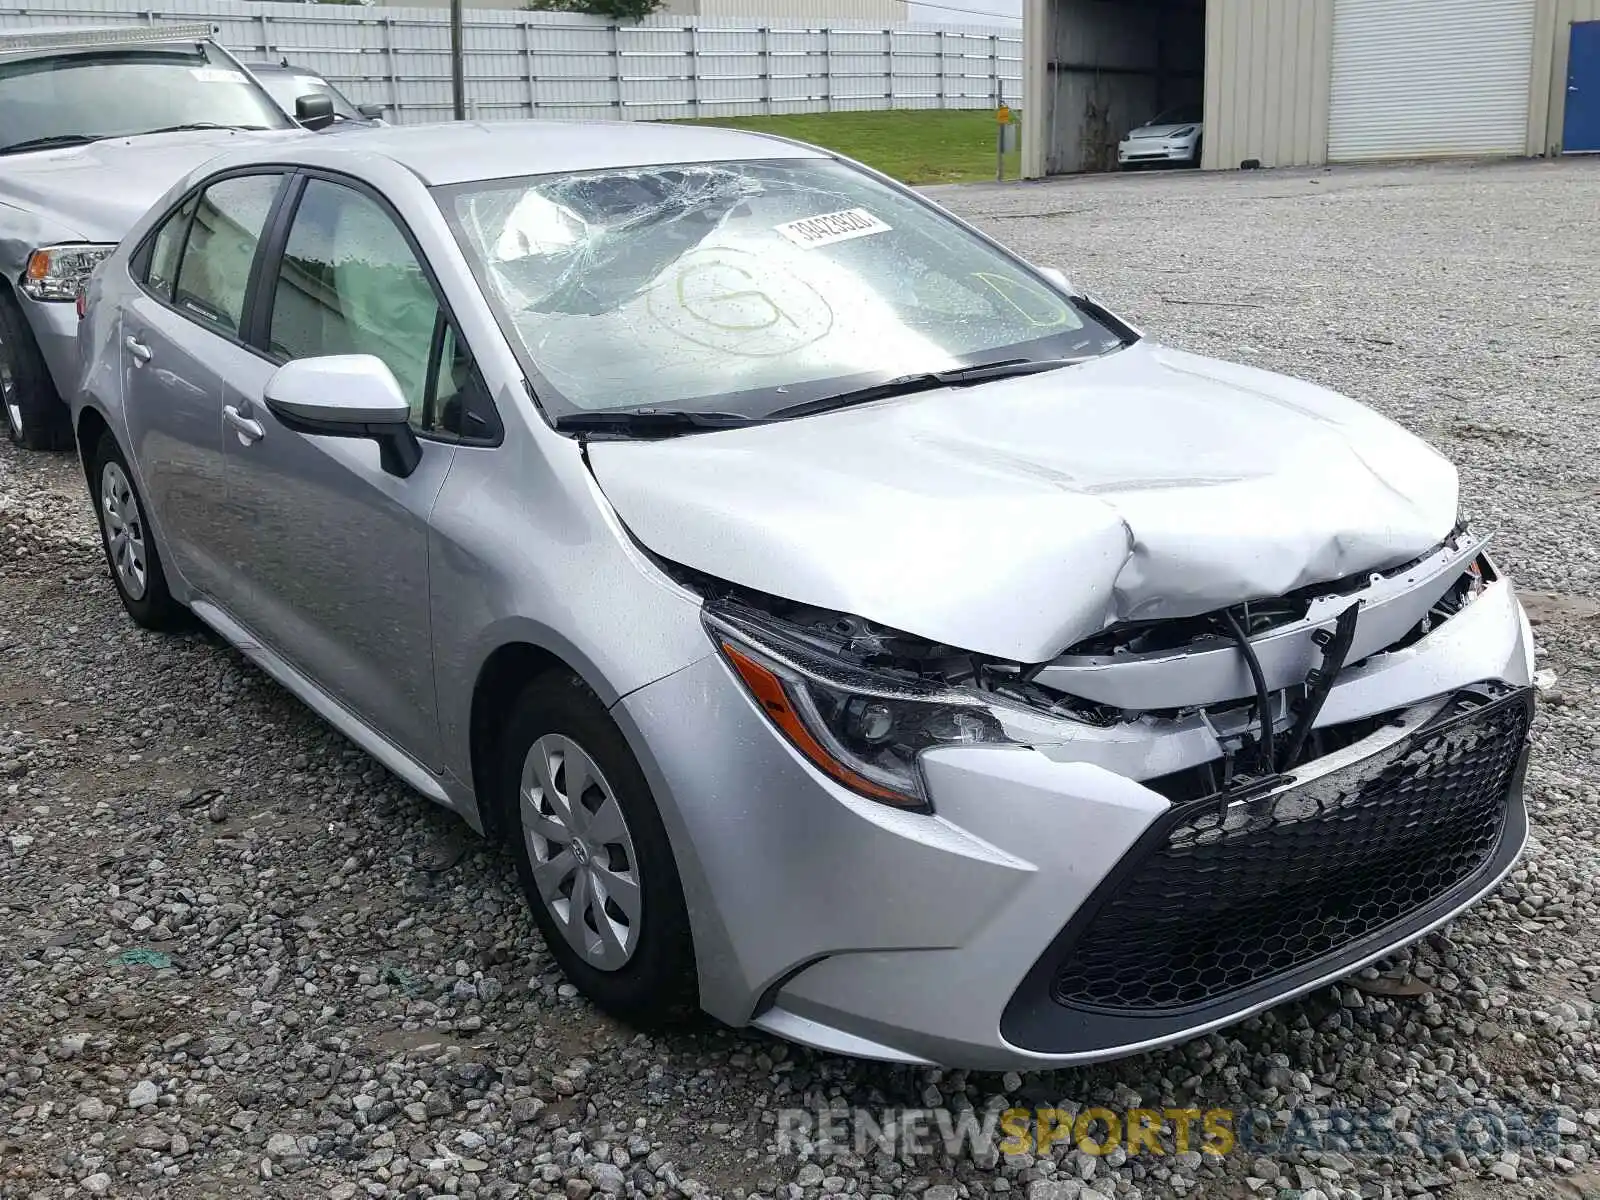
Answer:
[446,158,1122,415]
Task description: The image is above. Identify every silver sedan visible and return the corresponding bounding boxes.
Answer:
[74,121,1535,1069]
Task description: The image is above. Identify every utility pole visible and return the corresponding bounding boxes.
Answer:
[451,0,466,120]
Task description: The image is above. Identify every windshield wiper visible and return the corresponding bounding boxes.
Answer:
[553,409,767,437]
[136,123,277,136]
[0,133,103,156]
[768,357,1086,421]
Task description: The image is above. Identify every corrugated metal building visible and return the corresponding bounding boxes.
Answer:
[1022,0,1600,176]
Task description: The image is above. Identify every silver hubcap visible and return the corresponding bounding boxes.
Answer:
[0,327,19,438]
[521,734,642,971]
[100,462,148,600]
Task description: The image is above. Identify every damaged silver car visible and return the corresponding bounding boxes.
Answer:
[75,121,1536,1070]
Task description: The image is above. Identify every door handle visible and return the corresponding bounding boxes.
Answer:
[224,404,265,445]
[125,335,152,365]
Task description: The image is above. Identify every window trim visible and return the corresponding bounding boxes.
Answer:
[128,167,294,360]
[124,161,504,449]
[253,166,503,447]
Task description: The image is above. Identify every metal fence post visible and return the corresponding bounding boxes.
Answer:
[523,17,536,120]
[689,20,700,115]
[760,24,771,117]
[823,26,833,112]
[380,14,397,124]
[610,21,622,119]
[450,0,465,121]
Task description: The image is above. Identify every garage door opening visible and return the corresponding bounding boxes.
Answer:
[1041,0,1206,174]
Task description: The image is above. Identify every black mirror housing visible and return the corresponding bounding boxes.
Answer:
[356,103,384,120]
[295,93,336,131]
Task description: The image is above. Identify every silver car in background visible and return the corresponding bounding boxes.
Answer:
[0,23,303,449]
[74,122,1536,1069]
[1118,103,1204,168]
[246,59,385,128]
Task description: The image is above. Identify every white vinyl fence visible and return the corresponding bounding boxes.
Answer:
[0,0,1022,125]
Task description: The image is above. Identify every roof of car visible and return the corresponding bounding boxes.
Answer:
[0,24,216,60]
[229,119,827,186]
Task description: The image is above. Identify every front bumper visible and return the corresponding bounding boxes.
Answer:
[616,577,1534,1070]
[16,288,82,399]
[1118,140,1196,165]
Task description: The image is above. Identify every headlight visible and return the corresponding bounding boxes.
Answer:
[706,607,1032,811]
[22,244,115,302]
[1169,126,1196,138]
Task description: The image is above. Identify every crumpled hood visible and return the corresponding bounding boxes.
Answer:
[586,343,1458,662]
[0,128,303,242]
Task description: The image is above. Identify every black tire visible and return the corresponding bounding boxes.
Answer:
[500,671,697,1028]
[89,432,188,631]
[0,289,72,451]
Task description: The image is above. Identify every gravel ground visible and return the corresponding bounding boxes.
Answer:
[2,156,1599,1200]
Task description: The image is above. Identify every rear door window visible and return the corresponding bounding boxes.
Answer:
[171,174,283,337]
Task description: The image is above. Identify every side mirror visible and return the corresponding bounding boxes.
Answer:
[295,92,336,131]
[1036,266,1078,295]
[356,103,384,121]
[263,355,421,478]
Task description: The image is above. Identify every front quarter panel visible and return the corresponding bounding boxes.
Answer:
[426,391,714,802]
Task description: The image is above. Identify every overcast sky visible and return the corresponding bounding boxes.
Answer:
[910,0,1021,26]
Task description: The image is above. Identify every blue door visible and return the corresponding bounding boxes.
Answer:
[1566,21,1600,153]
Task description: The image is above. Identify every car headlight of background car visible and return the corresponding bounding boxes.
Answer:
[1169,126,1196,139]
[22,244,116,302]
[706,606,1069,812]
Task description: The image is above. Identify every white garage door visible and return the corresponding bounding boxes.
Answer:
[1329,0,1535,162]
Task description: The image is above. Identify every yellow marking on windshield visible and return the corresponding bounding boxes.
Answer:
[971,272,1073,328]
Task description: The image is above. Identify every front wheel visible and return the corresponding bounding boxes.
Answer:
[0,291,71,450]
[90,432,187,631]
[500,672,697,1027]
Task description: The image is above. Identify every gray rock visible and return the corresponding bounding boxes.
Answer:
[584,1162,626,1195]
[127,1080,158,1109]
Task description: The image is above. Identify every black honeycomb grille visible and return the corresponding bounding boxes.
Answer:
[1051,687,1532,1013]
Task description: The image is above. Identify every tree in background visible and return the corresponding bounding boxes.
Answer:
[524,0,663,19]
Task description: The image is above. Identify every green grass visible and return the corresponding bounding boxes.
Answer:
[673,109,1022,185]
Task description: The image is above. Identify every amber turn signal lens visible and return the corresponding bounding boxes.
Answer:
[720,641,921,807]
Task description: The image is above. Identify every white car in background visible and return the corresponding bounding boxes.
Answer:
[1118,104,1203,169]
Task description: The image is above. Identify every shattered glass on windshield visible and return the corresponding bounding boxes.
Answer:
[444,159,1122,417]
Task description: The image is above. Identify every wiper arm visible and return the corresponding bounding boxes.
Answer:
[553,409,766,437]
[769,357,1086,421]
[0,133,102,156]
[136,123,276,136]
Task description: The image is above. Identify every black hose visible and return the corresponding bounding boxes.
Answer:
[1223,609,1275,775]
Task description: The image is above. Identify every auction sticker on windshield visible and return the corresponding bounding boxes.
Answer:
[776,208,891,250]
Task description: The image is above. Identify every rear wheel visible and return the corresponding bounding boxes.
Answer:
[500,672,697,1027]
[90,432,187,631]
[0,291,71,451]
